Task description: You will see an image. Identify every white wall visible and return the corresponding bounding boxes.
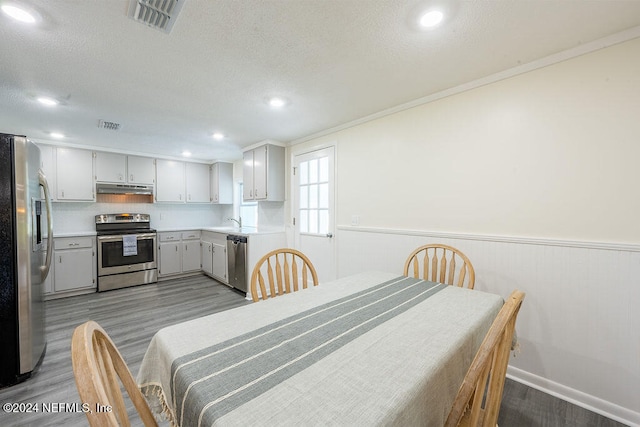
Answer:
[287,37,640,424]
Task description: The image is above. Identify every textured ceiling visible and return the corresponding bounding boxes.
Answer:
[1,0,640,162]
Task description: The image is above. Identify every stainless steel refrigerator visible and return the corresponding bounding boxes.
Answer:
[0,133,53,387]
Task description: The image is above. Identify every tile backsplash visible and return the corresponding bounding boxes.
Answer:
[52,202,233,233]
[51,200,284,234]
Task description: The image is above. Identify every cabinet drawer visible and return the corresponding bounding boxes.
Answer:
[159,232,181,242]
[181,231,201,240]
[54,236,94,250]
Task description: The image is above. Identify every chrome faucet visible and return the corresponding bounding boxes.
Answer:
[227,217,242,228]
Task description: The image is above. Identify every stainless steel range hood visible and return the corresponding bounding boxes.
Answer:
[96,183,154,195]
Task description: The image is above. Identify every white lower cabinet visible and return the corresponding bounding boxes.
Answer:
[158,231,202,277]
[202,241,214,275]
[53,236,96,294]
[158,232,181,276]
[211,243,227,281]
[182,231,202,272]
[201,231,228,283]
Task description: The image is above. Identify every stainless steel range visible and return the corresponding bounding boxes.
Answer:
[95,213,157,292]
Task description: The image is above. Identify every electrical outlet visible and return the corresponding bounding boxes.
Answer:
[351,215,360,226]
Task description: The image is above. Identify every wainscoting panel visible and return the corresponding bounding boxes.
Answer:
[336,226,640,426]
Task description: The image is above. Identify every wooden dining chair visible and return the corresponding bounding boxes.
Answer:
[444,290,525,427]
[403,243,475,289]
[250,248,319,302]
[71,320,158,427]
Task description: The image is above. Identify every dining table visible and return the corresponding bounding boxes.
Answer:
[137,271,504,427]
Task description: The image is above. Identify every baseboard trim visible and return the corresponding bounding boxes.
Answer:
[336,225,640,253]
[507,366,640,426]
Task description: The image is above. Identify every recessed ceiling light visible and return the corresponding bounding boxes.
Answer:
[50,132,64,139]
[268,97,287,108]
[1,4,36,23]
[419,10,443,28]
[212,132,224,140]
[37,97,59,106]
[182,151,191,157]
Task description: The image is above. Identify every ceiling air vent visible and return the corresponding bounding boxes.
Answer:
[128,0,185,34]
[98,120,121,131]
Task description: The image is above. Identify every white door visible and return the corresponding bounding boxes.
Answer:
[294,147,336,282]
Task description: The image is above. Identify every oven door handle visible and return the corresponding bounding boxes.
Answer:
[97,233,157,242]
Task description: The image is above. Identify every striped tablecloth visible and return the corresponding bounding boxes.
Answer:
[138,271,503,427]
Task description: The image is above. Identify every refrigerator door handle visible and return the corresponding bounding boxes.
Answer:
[39,170,53,281]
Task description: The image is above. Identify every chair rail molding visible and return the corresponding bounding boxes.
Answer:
[336,225,640,253]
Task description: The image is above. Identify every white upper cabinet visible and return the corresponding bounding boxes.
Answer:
[242,150,254,200]
[95,152,155,185]
[253,145,267,200]
[127,155,155,184]
[56,147,94,201]
[95,152,126,183]
[155,159,185,202]
[243,143,285,201]
[185,162,210,203]
[210,162,233,204]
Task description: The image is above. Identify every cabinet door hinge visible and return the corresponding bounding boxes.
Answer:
[293,167,296,176]
[293,217,296,226]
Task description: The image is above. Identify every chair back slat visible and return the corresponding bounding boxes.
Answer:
[438,251,447,283]
[457,265,467,288]
[291,256,299,291]
[72,321,158,427]
[275,255,284,295]
[431,252,438,282]
[446,255,456,285]
[403,244,475,289]
[258,272,268,302]
[445,290,525,427]
[302,264,308,288]
[266,258,275,296]
[283,254,291,293]
[250,249,319,302]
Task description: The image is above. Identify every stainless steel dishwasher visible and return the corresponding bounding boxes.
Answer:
[226,234,248,293]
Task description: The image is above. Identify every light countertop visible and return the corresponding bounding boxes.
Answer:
[156,226,285,236]
[53,226,285,238]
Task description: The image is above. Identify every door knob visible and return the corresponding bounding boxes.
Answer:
[326,233,333,238]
